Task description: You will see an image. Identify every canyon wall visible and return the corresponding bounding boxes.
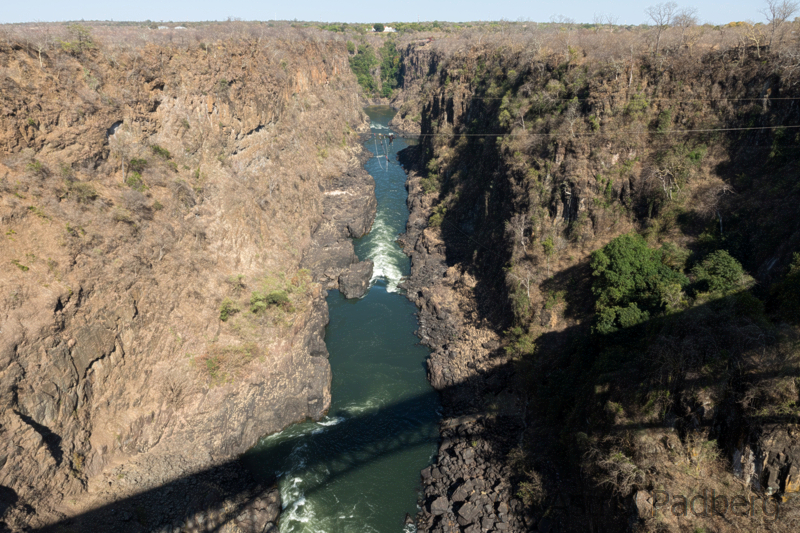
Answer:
[0,26,373,530]
[396,35,800,532]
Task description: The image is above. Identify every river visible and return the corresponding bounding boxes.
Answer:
[244,107,440,532]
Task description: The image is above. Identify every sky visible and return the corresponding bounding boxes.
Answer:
[1,0,769,26]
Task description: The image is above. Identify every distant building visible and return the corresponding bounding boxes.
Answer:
[158,26,169,30]
[174,26,187,30]
[370,25,396,33]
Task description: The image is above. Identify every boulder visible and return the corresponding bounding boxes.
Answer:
[457,501,479,523]
[338,261,373,299]
[429,495,449,516]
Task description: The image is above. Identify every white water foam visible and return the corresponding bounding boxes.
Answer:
[364,213,405,293]
[316,416,344,427]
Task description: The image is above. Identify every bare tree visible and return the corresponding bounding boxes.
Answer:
[28,23,54,69]
[593,13,619,32]
[507,261,537,299]
[593,13,605,33]
[605,13,620,31]
[564,98,580,137]
[108,124,138,182]
[550,15,576,62]
[759,0,800,47]
[645,2,678,56]
[744,21,768,58]
[506,213,530,255]
[673,7,698,49]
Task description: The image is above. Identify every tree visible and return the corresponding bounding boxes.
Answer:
[645,2,678,56]
[61,23,94,55]
[744,21,768,58]
[691,250,746,294]
[108,123,139,182]
[349,44,378,94]
[673,7,698,49]
[506,213,530,255]
[29,23,53,68]
[564,97,580,138]
[772,253,800,322]
[759,0,800,47]
[373,23,385,33]
[590,233,688,333]
[604,13,620,31]
[507,262,536,299]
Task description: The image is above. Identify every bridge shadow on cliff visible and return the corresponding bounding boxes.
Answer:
[25,361,515,533]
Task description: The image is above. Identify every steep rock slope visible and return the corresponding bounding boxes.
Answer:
[0,27,373,529]
[398,37,800,532]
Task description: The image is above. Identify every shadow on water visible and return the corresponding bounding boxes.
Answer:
[24,285,800,532]
[27,364,510,533]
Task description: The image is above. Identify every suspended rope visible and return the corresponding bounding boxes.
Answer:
[373,134,383,170]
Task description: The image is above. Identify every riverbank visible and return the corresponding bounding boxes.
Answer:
[397,147,529,532]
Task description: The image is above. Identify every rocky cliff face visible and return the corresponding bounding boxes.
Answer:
[396,37,800,532]
[0,27,373,530]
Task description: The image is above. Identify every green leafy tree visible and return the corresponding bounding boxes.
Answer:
[373,23,385,32]
[60,24,94,55]
[349,44,378,94]
[691,250,745,294]
[591,233,688,333]
[379,40,402,97]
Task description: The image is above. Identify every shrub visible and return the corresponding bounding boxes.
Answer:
[125,172,147,191]
[691,250,745,294]
[225,274,246,293]
[420,174,440,194]
[624,93,648,118]
[250,290,293,313]
[26,160,47,176]
[111,207,133,223]
[128,158,148,173]
[219,298,240,321]
[67,181,98,203]
[428,205,447,227]
[150,145,172,160]
[200,342,260,385]
[27,206,50,220]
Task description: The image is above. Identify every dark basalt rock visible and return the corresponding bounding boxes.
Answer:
[338,261,374,299]
[301,167,377,290]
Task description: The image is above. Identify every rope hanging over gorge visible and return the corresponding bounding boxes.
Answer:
[374,134,383,170]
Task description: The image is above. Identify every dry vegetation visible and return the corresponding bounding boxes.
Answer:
[398,7,800,530]
[0,21,369,529]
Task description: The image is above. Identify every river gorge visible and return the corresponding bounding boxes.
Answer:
[245,107,440,533]
[2,19,800,533]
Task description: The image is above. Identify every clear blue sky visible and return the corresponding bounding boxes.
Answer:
[2,0,766,25]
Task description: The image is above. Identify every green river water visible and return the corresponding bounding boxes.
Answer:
[244,107,441,532]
